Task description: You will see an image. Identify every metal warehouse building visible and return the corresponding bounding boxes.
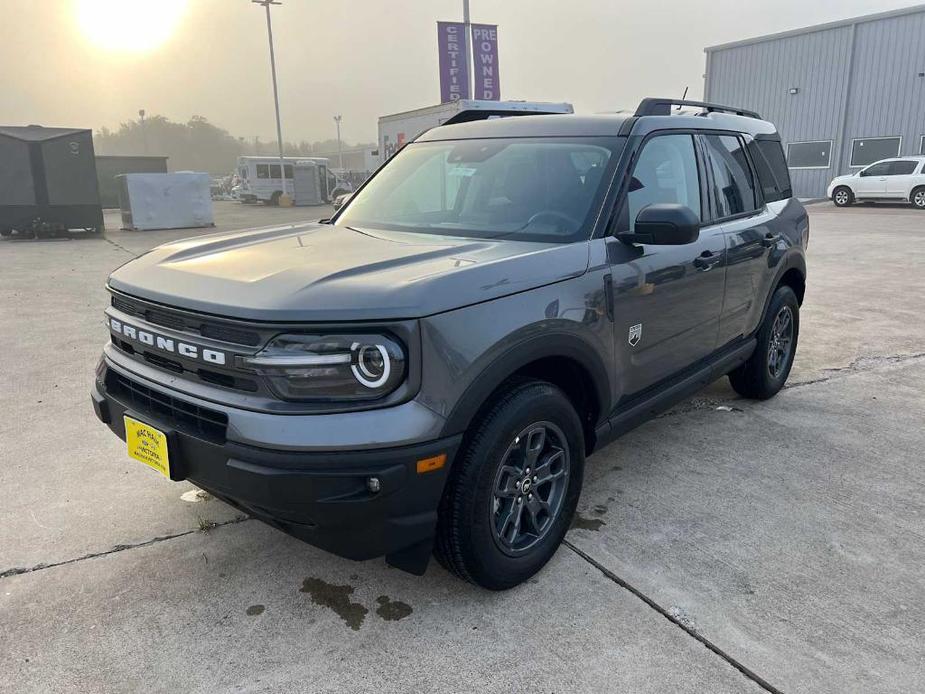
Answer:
[704,4,925,199]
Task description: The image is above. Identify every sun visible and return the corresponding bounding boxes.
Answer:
[74,0,189,53]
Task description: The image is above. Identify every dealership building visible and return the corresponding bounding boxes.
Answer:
[704,4,925,199]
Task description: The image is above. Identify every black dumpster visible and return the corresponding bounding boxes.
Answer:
[0,125,104,238]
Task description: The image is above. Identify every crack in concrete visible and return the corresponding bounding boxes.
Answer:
[0,516,250,580]
[564,540,785,694]
[99,235,136,257]
[786,352,925,389]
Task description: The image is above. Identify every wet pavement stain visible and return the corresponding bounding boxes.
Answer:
[591,504,608,516]
[300,577,369,631]
[375,595,413,622]
[570,512,606,531]
[245,604,265,616]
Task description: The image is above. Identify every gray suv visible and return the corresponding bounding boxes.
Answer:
[92,98,808,590]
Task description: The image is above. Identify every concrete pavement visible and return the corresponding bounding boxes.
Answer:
[1,201,923,693]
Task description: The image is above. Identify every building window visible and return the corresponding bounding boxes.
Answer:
[920,135,925,155]
[850,137,901,167]
[786,141,832,169]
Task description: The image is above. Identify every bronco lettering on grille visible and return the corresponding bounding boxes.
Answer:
[109,318,227,366]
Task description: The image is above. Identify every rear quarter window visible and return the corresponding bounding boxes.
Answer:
[747,139,792,203]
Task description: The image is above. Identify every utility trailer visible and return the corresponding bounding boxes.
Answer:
[0,125,104,239]
[377,99,573,165]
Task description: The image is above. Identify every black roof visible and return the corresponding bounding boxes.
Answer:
[0,125,91,142]
[416,109,778,142]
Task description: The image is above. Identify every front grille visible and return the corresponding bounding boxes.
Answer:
[145,309,185,332]
[106,371,228,444]
[110,295,262,346]
[200,323,261,346]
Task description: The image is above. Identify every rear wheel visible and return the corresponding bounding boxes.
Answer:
[832,186,853,207]
[729,285,799,400]
[435,380,584,590]
[911,187,925,210]
[267,191,282,206]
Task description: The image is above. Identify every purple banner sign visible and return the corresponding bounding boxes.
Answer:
[471,24,500,101]
[437,21,469,102]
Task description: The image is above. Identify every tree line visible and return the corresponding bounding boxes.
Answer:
[94,115,372,174]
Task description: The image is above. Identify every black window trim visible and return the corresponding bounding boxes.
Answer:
[786,139,834,170]
[849,136,902,168]
[698,131,764,226]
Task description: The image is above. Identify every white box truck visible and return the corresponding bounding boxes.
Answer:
[377,100,573,165]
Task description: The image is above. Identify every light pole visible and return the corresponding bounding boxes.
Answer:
[333,114,344,171]
[252,0,287,195]
[138,109,148,154]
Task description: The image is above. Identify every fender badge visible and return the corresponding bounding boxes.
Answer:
[628,323,642,347]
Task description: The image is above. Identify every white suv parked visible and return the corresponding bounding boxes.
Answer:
[828,157,925,209]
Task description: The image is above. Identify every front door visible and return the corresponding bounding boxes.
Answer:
[607,132,726,397]
[855,161,890,197]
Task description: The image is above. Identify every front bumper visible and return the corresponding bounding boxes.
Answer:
[92,360,461,574]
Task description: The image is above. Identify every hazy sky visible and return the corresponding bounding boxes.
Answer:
[0,0,916,144]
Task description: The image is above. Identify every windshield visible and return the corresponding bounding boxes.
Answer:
[335,137,622,242]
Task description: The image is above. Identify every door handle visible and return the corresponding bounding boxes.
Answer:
[694,250,722,271]
[761,233,781,248]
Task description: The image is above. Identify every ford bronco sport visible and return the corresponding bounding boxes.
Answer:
[92,98,808,590]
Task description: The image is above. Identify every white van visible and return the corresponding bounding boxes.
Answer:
[235,156,351,205]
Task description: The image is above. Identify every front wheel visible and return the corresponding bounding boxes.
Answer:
[435,380,585,590]
[832,186,853,207]
[729,285,799,400]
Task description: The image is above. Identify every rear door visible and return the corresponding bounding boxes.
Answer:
[700,132,776,344]
[884,160,919,198]
[607,132,726,396]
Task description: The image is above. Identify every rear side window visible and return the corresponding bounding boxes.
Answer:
[747,139,792,202]
[889,160,917,175]
[703,134,758,218]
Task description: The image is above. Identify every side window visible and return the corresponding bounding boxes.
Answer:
[284,164,294,179]
[269,164,282,179]
[256,164,270,179]
[888,160,917,176]
[746,138,792,202]
[860,162,890,177]
[623,134,701,232]
[703,134,758,218]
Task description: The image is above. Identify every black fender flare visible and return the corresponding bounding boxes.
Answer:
[441,330,612,438]
[757,249,806,328]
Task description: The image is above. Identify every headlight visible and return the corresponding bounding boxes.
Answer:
[238,333,406,401]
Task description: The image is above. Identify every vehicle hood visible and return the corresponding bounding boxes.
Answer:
[108,222,590,321]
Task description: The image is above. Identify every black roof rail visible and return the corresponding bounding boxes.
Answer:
[635,98,761,120]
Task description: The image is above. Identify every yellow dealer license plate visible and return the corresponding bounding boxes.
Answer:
[124,415,170,478]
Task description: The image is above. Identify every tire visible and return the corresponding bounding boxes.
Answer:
[435,380,585,590]
[267,191,282,206]
[911,186,925,210]
[729,285,800,400]
[832,186,853,207]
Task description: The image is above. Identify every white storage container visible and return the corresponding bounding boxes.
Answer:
[118,172,214,231]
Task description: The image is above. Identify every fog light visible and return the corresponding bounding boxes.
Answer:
[367,477,381,493]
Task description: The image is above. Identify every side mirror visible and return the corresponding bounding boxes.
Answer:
[618,203,700,245]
